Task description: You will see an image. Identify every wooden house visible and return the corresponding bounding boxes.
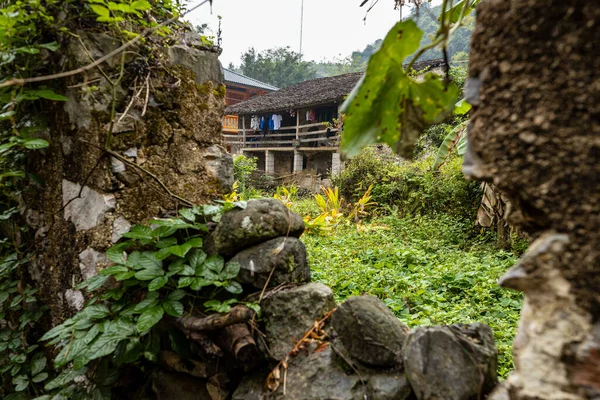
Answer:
[223,59,447,179]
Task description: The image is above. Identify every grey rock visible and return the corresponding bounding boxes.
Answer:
[123,147,138,158]
[110,156,126,173]
[233,346,365,400]
[228,237,310,289]
[262,283,335,360]
[62,180,115,231]
[152,370,211,400]
[79,248,106,280]
[332,296,409,368]
[112,217,132,243]
[464,77,481,106]
[403,323,498,400]
[368,373,413,400]
[166,41,222,86]
[210,198,304,257]
[200,145,234,193]
[65,289,85,311]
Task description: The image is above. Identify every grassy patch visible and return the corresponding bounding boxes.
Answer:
[299,212,521,378]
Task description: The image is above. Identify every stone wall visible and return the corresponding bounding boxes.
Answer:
[151,200,501,400]
[27,32,233,325]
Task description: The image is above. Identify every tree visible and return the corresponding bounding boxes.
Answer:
[239,47,316,88]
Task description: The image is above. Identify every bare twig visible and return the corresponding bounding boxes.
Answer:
[142,73,150,116]
[176,305,254,332]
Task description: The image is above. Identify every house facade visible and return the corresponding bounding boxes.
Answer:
[221,69,278,153]
[224,59,447,179]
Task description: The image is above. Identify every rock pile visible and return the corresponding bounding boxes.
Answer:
[152,199,500,400]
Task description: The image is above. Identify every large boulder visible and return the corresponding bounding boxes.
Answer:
[403,323,498,400]
[209,198,304,257]
[229,237,310,289]
[332,295,409,368]
[262,283,335,360]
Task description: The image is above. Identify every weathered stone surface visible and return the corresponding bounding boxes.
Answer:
[112,217,132,243]
[232,347,365,400]
[332,295,409,368]
[198,145,233,193]
[62,180,115,231]
[78,248,106,280]
[152,370,211,400]
[403,323,498,400]
[262,283,335,360]
[64,289,85,311]
[367,373,413,400]
[229,237,310,289]
[166,33,223,87]
[210,198,304,257]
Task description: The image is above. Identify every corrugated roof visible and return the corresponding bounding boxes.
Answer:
[225,58,447,115]
[223,68,279,91]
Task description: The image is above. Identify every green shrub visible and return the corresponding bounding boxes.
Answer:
[233,154,258,192]
[333,147,481,221]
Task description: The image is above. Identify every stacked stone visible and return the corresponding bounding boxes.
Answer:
[155,199,500,400]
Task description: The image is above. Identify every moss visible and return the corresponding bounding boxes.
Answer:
[213,83,226,98]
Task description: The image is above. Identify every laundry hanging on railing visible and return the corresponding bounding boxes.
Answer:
[271,114,282,130]
[306,109,316,122]
[250,115,260,130]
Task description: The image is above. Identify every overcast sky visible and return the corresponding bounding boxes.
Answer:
[185,0,441,67]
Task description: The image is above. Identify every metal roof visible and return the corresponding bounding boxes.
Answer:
[223,68,279,91]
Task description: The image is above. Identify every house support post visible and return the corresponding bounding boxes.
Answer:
[331,152,342,176]
[293,150,304,173]
[265,150,275,176]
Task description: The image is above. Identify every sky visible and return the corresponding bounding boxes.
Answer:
[185,0,441,67]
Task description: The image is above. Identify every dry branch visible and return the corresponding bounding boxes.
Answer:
[176,305,254,332]
[219,323,257,362]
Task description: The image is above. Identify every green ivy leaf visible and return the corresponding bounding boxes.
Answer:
[30,353,46,376]
[75,275,109,291]
[99,265,128,276]
[341,19,459,159]
[90,4,110,18]
[190,278,213,291]
[166,290,186,301]
[179,208,195,222]
[44,368,87,391]
[177,277,194,288]
[137,306,164,332]
[21,138,49,149]
[156,237,178,249]
[134,265,164,281]
[148,276,168,291]
[204,255,224,274]
[221,262,240,280]
[131,0,152,10]
[12,374,29,391]
[162,300,184,317]
[84,304,110,320]
[32,372,48,383]
[106,242,131,264]
[133,292,159,313]
[224,281,243,294]
[114,271,135,281]
[122,225,153,240]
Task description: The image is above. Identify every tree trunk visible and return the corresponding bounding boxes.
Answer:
[465,1,599,398]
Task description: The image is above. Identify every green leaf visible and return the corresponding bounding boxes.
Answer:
[90,4,110,18]
[106,242,131,264]
[156,237,178,249]
[30,353,46,376]
[221,262,240,280]
[341,20,459,159]
[224,281,243,294]
[432,121,467,170]
[177,277,194,288]
[134,265,164,281]
[188,249,207,270]
[12,374,28,391]
[75,275,109,291]
[31,89,68,101]
[162,300,184,317]
[99,265,128,276]
[190,278,213,291]
[139,252,163,270]
[39,42,60,51]
[84,304,110,320]
[148,276,168,291]
[151,225,178,238]
[137,306,164,332]
[21,138,49,149]
[131,0,152,10]
[134,292,160,312]
[114,271,135,281]
[32,373,48,383]
[167,290,186,301]
[123,225,153,240]
[44,368,87,391]
[204,255,224,274]
[454,98,472,115]
[179,208,195,222]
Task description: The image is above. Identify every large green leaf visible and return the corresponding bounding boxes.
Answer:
[137,306,164,332]
[341,19,459,159]
[432,121,468,170]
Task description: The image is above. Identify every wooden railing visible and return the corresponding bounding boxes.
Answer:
[222,115,238,133]
[224,121,341,150]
